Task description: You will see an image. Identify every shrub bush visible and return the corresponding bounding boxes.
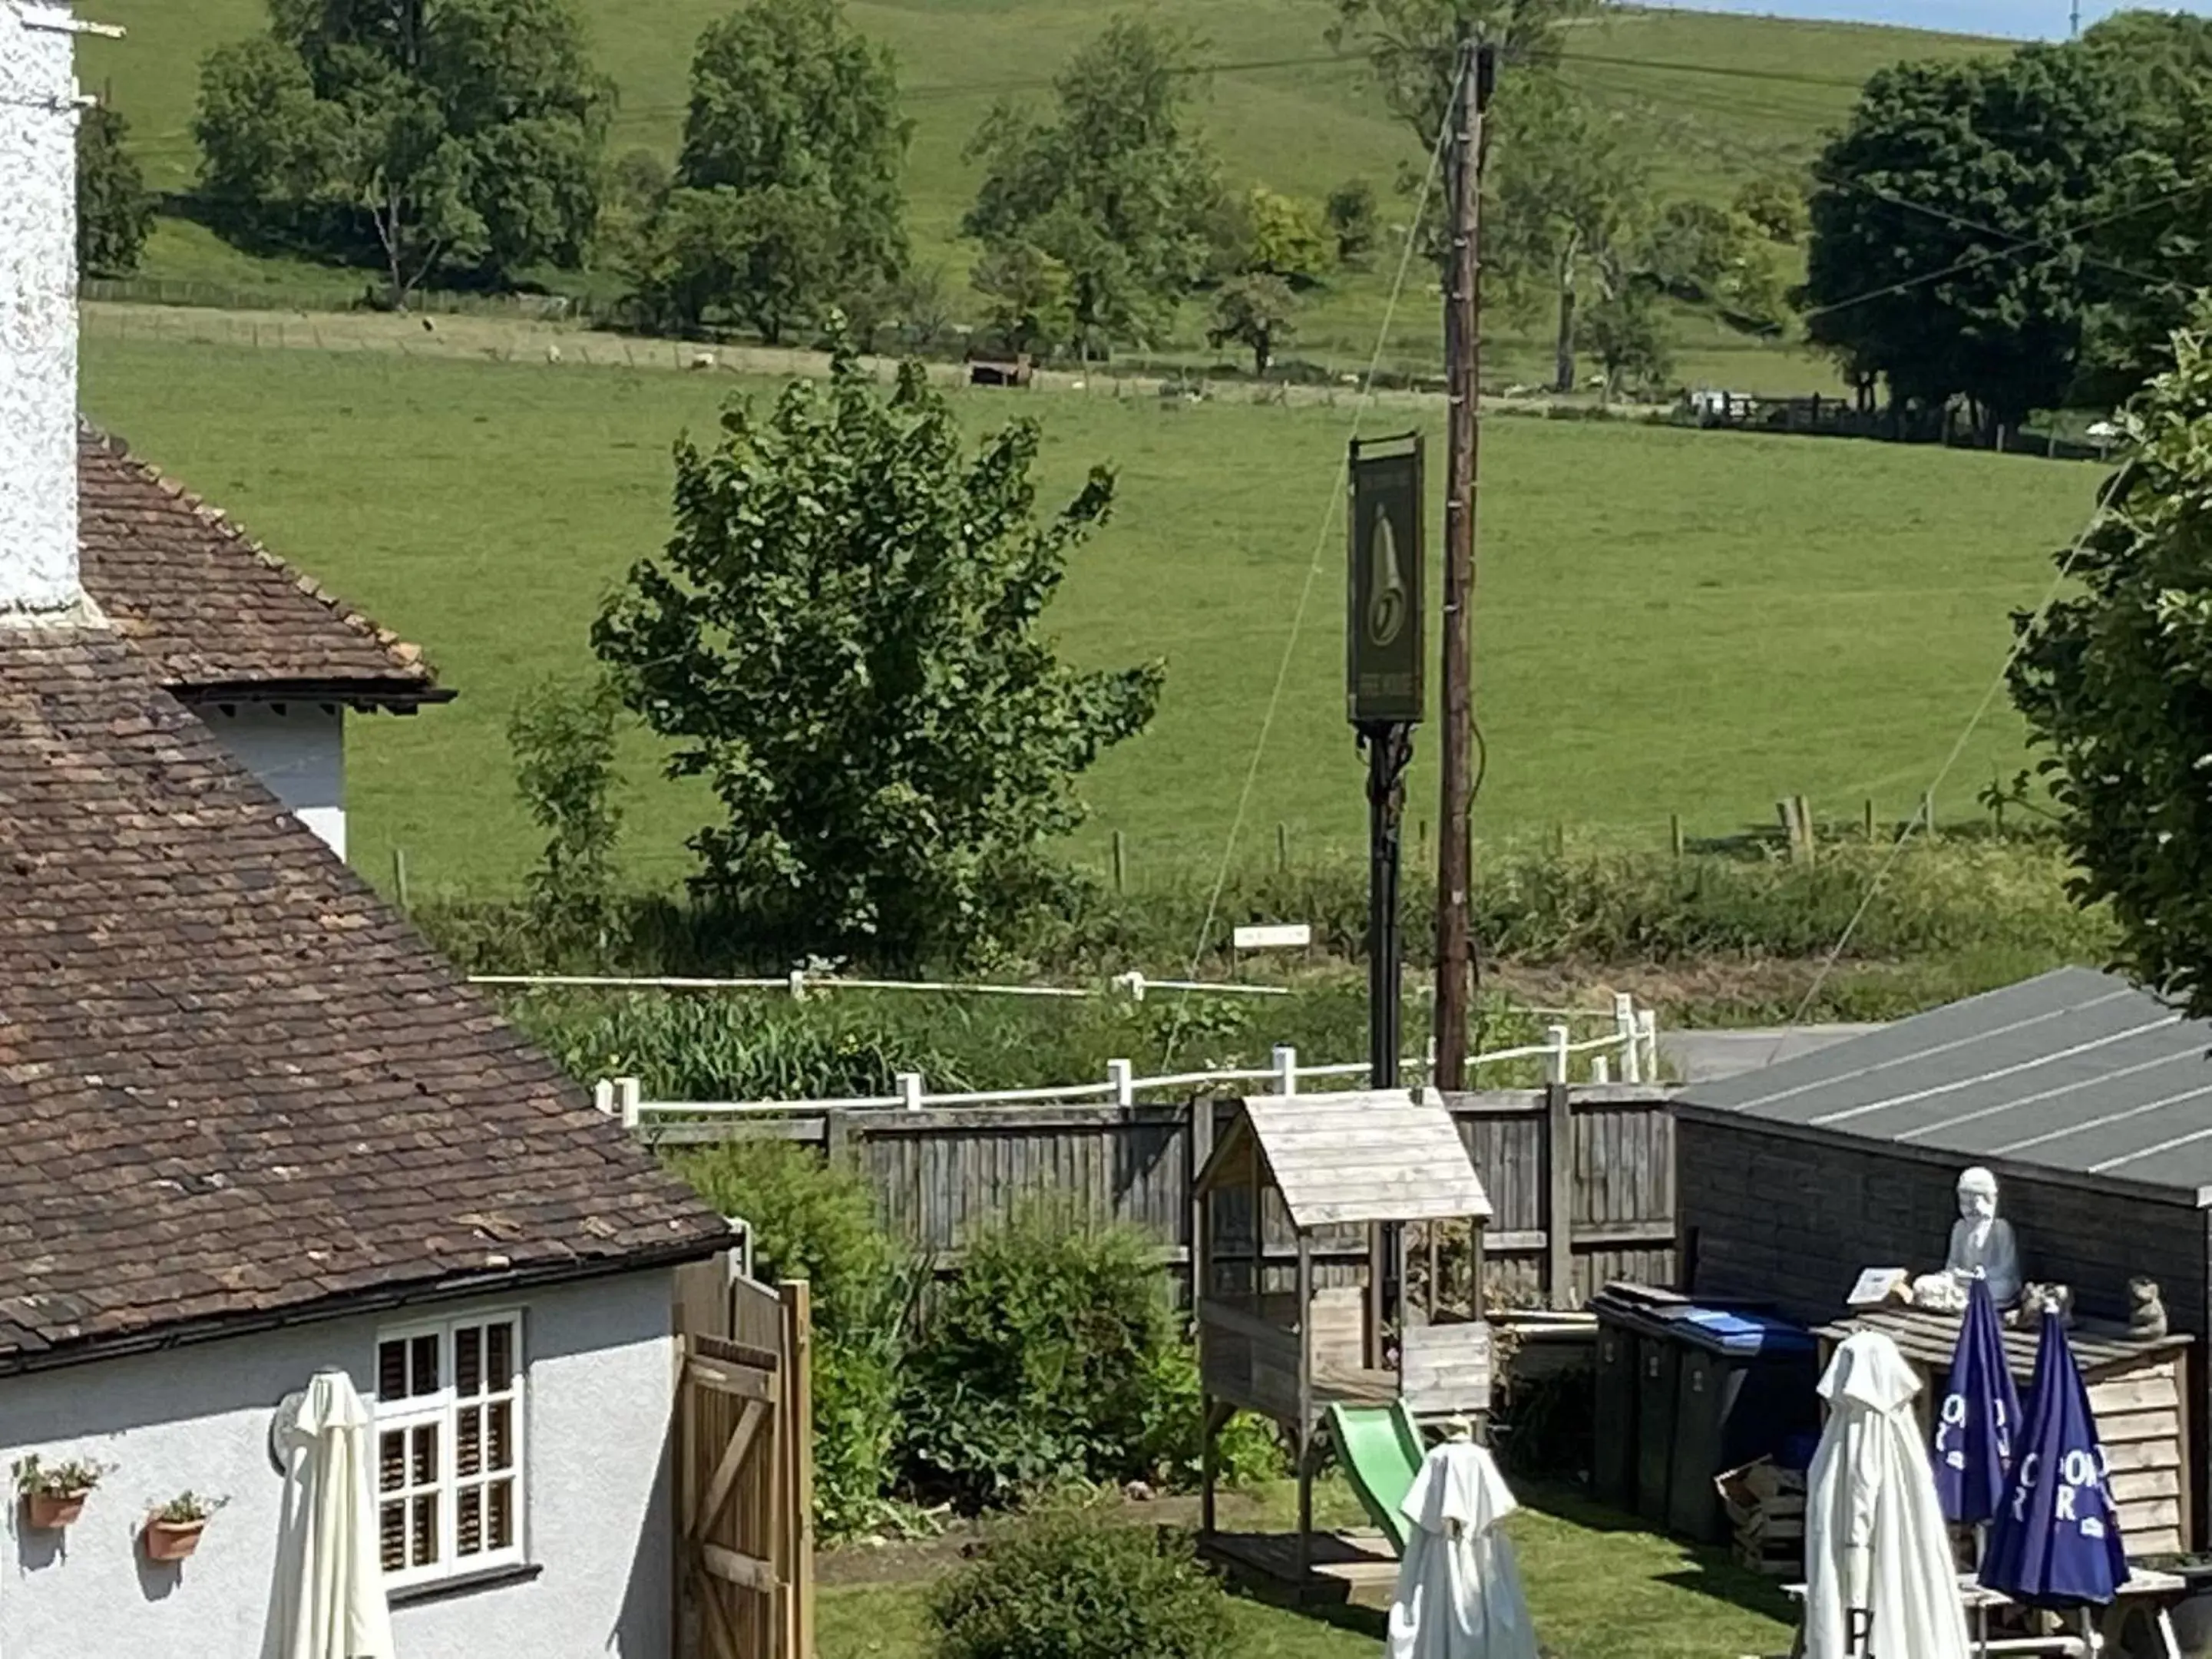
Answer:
[903,1208,1186,1507]
[669,1140,913,1538]
[930,1514,1237,1659]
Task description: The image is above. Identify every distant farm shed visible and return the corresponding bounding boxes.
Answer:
[1676,966,2212,1546]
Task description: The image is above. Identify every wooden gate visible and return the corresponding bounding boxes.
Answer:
[676,1273,813,1659]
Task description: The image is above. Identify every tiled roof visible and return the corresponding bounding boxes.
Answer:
[77,427,448,703]
[0,630,723,1367]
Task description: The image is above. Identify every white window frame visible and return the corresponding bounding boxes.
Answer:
[371,1307,529,1591]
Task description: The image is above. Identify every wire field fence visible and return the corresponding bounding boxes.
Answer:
[590,996,1661,1125]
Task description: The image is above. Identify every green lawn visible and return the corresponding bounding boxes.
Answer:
[818,1482,1792,1659]
[80,326,2092,901]
[82,0,2005,385]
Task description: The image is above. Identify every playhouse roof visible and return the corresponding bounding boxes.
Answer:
[1197,1090,1493,1229]
[1681,967,2212,1201]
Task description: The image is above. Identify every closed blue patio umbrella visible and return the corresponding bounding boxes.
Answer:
[1979,1306,2130,1607]
[1933,1277,2022,1527]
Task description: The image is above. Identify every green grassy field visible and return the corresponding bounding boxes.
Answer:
[81,326,2093,899]
[81,0,2007,387]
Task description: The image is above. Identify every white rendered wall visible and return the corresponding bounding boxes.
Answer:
[198,700,348,858]
[0,1,81,615]
[0,1271,678,1659]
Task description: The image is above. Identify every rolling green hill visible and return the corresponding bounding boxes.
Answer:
[82,2,2009,386]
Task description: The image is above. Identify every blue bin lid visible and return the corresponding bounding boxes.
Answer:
[1677,1307,1815,1357]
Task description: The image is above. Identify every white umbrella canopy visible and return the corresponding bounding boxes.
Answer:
[1802,1331,1970,1659]
[266,1369,397,1659]
[1385,1430,1540,1659]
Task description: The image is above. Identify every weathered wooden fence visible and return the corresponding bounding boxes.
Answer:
[647,1084,1678,1310]
[671,1262,814,1659]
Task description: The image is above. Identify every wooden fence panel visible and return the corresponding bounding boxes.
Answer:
[651,1088,1678,1310]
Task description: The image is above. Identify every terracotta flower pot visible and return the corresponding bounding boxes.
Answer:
[25,1490,88,1530]
[143,1519,206,1562]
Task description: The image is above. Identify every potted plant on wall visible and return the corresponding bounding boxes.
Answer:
[12,1453,107,1531]
[143,1492,227,1562]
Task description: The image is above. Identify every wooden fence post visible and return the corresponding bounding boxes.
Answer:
[392,846,410,910]
[1923,790,1938,836]
[1188,1096,1215,1307]
[1794,794,1815,865]
[1613,993,1641,1084]
[1546,1081,1575,1309]
[1113,830,1128,895]
[1668,812,1685,860]
[1276,821,1289,871]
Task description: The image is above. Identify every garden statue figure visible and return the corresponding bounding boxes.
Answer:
[1912,1168,2022,1312]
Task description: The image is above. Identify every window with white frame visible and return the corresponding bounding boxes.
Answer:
[373,1310,526,1589]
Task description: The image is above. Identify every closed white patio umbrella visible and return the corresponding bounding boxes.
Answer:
[267,1368,397,1659]
[1386,1419,1540,1659]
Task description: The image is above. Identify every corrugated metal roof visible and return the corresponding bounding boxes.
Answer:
[1682,967,2212,1196]
[1209,1091,1493,1229]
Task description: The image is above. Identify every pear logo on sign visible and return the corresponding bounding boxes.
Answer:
[1366,507,1407,648]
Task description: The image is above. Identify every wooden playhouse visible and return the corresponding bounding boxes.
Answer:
[1192,1089,1494,1592]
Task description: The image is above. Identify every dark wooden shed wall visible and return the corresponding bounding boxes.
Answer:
[1679,1113,2210,1547]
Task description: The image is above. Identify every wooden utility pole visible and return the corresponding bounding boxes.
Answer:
[1435,31,1491,1092]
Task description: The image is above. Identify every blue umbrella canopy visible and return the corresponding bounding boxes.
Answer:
[1979,1307,2130,1607]
[1933,1277,2022,1526]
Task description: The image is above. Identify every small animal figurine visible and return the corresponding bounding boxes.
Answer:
[2008,1282,2075,1330]
[2128,1277,2169,1342]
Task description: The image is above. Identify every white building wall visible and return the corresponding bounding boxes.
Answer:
[0,2,81,616]
[197,701,347,859]
[0,1271,677,1659]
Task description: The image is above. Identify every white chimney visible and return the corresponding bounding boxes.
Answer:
[0,1,93,619]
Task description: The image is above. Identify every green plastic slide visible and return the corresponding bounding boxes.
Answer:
[1325,1400,1427,1557]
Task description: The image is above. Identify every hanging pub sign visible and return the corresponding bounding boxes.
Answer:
[1346,434,1426,725]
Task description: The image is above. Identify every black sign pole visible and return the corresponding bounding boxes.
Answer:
[1347,434,1424,1369]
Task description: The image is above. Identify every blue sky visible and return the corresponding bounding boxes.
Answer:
[1649,0,2211,39]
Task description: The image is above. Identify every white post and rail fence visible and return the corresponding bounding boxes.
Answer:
[590,994,1661,1128]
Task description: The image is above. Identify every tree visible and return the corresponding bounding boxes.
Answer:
[650,0,908,337]
[629,181,843,342]
[592,344,1164,963]
[1800,47,2129,435]
[1328,0,1599,150]
[1486,81,1652,392]
[964,19,1222,355]
[1240,187,1334,286]
[1208,273,1298,375]
[971,240,1073,356]
[508,674,624,959]
[2009,308,2212,1017]
[594,146,670,270]
[77,103,154,278]
[195,0,609,307]
[1646,200,1787,330]
[1585,281,1670,401]
[1732,177,1808,246]
[1327,178,1379,264]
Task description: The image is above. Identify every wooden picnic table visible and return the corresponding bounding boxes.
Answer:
[1782,1568,2187,1658]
